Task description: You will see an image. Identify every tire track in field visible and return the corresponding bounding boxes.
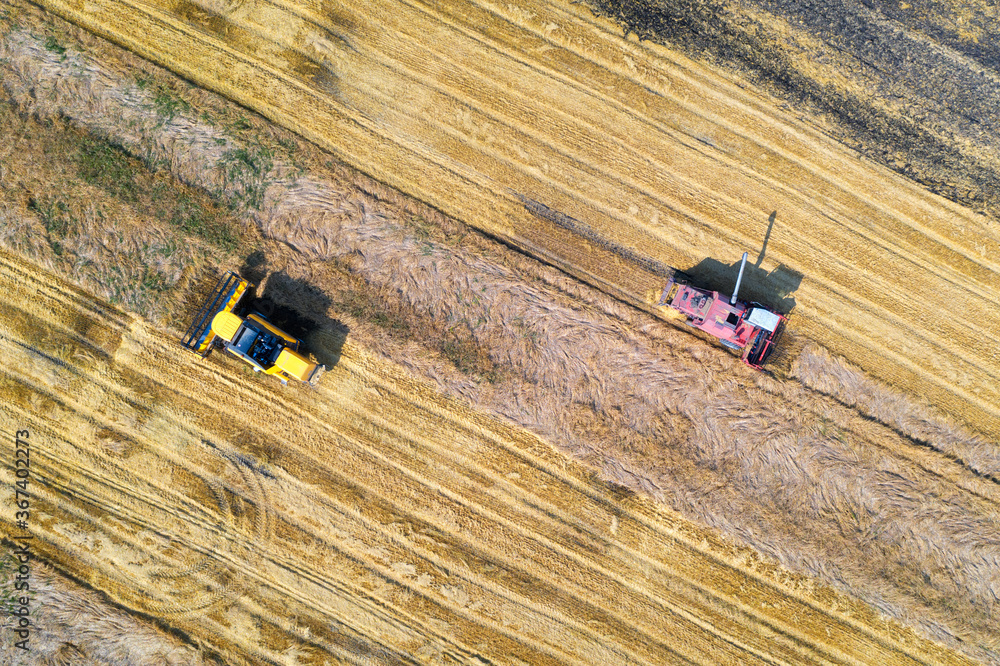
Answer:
[0,341,478,663]
[0,260,728,663]
[0,372,262,618]
[0,331,852,666]
[0,346,473,660]
[5,469,397,666]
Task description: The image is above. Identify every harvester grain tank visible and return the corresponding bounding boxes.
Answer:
[658,252,786,369]
[182,272,325,385]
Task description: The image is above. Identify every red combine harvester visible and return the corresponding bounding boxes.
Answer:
[658,252,786,369]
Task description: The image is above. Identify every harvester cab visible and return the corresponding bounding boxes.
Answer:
[658,252,786,369]
[181,272,325,385]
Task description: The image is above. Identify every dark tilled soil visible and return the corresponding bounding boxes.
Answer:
[583,0,1000,216]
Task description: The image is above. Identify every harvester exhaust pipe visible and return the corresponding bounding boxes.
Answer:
[730,252,748,305]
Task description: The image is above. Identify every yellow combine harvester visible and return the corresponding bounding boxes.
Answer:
[182,272,325,385]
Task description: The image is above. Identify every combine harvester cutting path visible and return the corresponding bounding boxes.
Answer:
[659,252,787,369]
[182,272,325,385]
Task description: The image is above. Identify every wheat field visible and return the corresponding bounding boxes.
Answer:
[0,248,973,664]
[27,0,1000,442]
[3,0,1000,662]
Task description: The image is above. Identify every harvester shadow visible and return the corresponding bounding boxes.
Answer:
[681,212,802,313]
[239,257,348,370]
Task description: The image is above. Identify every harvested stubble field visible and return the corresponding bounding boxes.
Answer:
[2,0,1000,664]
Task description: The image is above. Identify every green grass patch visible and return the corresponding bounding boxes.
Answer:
[336,290,411,334]
[152,89,191,120]
[441,338,478,374]
[0,550,34,615]
[28,196,73,257]
[70,130,243,250]
[43,35,66,59]
[74,136,139,203]
[165,193,240,252]
[133,74,192,121]
[228,116,253,132]
[97,259,172,312]
[27,196,70,237]
[220,145,273,210]
[139,269,170,295]
[3,104,253,326]
[70,130,243,251]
